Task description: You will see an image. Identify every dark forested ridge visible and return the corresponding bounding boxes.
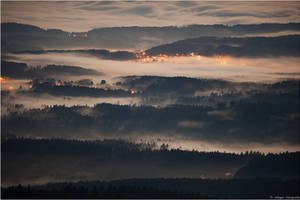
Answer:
[2,178,299,198]
[145,35,300,58]
[235,152,300,179]
[0,138,256,185]
[28,78,134,97]
[2,22,299,52]
[13,49,137,61]
[1,60,101,79]
[1,138,299,186]
[2,94,299,144]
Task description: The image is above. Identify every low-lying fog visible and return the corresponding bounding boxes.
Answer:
[5,52,300,83]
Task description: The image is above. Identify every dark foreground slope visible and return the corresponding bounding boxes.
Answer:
[1,138,251,186]
[2,178,299,198]
[2,138,299,186]
[235,152,299,179]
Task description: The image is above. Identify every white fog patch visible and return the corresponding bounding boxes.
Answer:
[207,110,235,120]
[5,52,300,83]
[178,120,207,129]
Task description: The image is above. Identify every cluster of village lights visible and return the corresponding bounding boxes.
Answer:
[135,51,230,65]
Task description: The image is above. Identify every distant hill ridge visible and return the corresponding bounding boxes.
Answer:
[2,22,299,52]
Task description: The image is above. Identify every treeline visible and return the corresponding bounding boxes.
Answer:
[120,76,299,105]
[15,49,137,61]
[1,60,101,79]
[2,138,299,185]
[29,78,136,97]
[235,152,300,179]
[2,99,299,144]
[2,137,265,161]
[145,35,300,58]
[2,22,299,52]
[0,138,250,185]
[2,178,299,198]
[2,138,153,156]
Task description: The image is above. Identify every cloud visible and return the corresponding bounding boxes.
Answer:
[198,10,291,18]
[44,49,137,61]
[123,6,154,16]
[178,120,207,129]
[9,49,137,61]
[191,6,220,13]
[45,16,86,21]
[79,5,120,12]
[1,1,299,32]
[207,110,234,120]
[175,1,198,8]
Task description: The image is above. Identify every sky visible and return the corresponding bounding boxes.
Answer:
[2,1,300,32]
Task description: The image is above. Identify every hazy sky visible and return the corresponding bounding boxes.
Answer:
[2,1,300,32]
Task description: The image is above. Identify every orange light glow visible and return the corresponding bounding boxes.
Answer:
[214,55,231,65]
[55,82,64,86]
[8,86,14,90]
[130,89,136,94]
[0,77,5,81]
[135,51,203,63]
[29,85,33,89]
